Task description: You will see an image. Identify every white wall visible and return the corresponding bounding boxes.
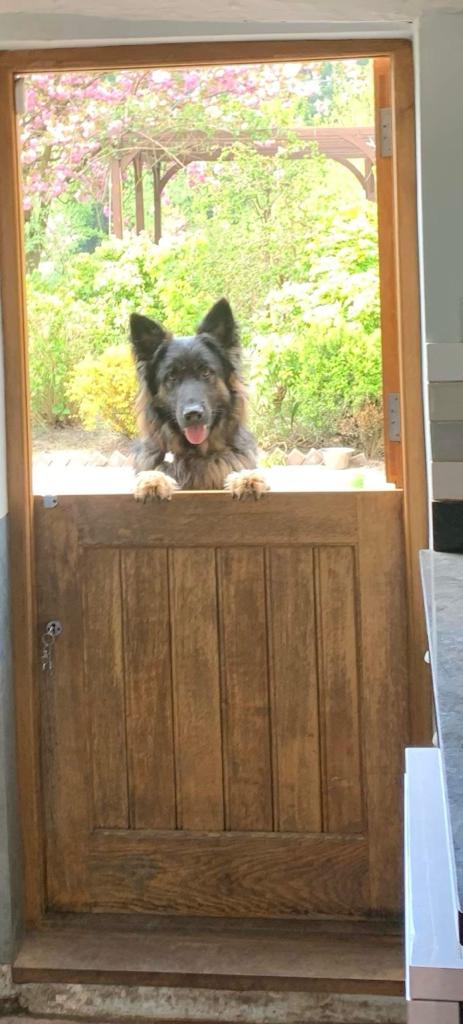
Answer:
[0,10,412,47]
[415,11,463,499]
[416,12,463,347]
[0,303,19,966]
[0,311,8,520]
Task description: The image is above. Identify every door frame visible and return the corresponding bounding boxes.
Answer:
[0,38,429,925]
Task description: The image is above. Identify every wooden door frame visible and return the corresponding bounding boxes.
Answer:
[0,38,429,925]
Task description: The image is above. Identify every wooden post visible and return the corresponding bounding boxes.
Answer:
[110,157,123,239]
[133,154,145,234]
[364,158,376,201]
[373,57,402,487]
[153,162,162,244]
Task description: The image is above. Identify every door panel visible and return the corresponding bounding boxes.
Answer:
[122,549,176,830]
[267,546,321,833]
[169,548,224,831]
[36,490,408,916]
[317,546,363,834]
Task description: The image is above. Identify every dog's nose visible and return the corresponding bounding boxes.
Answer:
[183,405,204,424]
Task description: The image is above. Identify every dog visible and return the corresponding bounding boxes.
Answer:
[129,298,269,501]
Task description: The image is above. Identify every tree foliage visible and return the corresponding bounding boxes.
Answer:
[24,59,382,452]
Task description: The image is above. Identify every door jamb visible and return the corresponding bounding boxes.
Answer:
[0,37,429,924]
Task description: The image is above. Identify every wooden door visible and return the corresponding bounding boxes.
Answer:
[35,490,408,918]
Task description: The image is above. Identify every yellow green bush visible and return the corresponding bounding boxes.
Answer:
[68,345,137,436]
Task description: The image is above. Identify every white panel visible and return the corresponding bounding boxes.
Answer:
[0,299,8,519]
[429,382,463,421]
[427,343,463,383]
[407,1001,459,1024]
[432,461,463,499]
[417,14,463,348]
[405,748,463,1002]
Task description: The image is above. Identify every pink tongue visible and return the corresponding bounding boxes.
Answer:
[184,424,209,445]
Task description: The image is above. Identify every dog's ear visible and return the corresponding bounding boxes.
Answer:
[197,298,238,350]
[130,314,169,364]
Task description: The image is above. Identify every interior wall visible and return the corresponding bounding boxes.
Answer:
[0,303,22,964]
[0,12,412,46]
[415,11,463,502]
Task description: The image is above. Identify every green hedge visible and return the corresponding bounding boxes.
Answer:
[27,224,383,453]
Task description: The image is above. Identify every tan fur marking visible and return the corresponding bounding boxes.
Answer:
[134,471,178,502]
[225,470,269,500]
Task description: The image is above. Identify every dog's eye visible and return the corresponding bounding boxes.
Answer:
[166,373,177,387]
[201,369,213,380]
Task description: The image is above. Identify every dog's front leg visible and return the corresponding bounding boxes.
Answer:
[224,469,269,500]
[134,470,179,502]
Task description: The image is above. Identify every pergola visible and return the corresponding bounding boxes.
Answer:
[109,125,376,243]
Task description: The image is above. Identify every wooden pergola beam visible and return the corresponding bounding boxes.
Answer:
[110,125,376,242]
[133,153,145,234]
[109,157,123,239]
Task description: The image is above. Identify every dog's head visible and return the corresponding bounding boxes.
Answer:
[130,299,240,448]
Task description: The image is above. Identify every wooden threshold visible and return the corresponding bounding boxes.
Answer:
[13,915,404,995]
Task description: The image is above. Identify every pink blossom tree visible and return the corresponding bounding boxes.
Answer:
[20,62,324,267]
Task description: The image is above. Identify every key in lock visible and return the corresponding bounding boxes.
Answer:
[41,620,63,674]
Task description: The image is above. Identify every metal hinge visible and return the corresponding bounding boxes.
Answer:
[379,107,392,158]
[387,392,401,442]
[13,77,26,116]
[43,495,58,508]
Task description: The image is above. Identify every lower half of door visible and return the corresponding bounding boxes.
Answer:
[36,490,408,918]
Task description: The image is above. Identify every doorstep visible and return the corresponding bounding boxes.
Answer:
[13,915,403,996]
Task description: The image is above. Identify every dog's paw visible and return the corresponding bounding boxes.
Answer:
[134,471,179,502]
[225,469,270,501]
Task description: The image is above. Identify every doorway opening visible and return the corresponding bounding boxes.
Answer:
[22,57,397,496]
[0,43,428,989]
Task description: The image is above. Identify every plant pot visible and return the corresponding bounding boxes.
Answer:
[322,447,355,470]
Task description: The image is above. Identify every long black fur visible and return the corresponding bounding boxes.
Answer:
[130,299,260,492]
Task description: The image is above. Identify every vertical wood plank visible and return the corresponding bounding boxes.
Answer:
[110,157,123,238]
[316,546,363,835]
[82,549,128,829]
[121,549,176,830]
[392,44,431,747]
[169,548,223,831]
[267,547,322,833]
[153,163,162,245]
[35,503,91,908]
[374,56,402,488]
[218,548,273,832]
[357,491,408,912]
[133,154,145,234]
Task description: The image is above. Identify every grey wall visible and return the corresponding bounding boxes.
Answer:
[0,517,22,962]
[0,4,414,48]
[415,12,463,500]
[0,307,21,964]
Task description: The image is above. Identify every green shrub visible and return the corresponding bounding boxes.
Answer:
[68,345,138,436]
[27,291,101,424]
[248,323,382,449]
[27,233,169,425]
[64,232,166,315]
[27,209,382,451]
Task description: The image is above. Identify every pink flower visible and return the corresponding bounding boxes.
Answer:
[108,118,124,136]
[187,162,206,185]
[183,71,200,91]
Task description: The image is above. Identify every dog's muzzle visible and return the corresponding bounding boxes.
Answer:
[181,403,209,445]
